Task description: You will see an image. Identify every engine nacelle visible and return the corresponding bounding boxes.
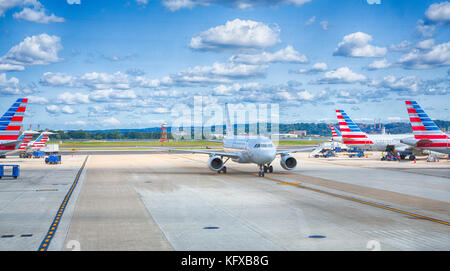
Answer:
[280,155,297,170]
[208,156,224,171]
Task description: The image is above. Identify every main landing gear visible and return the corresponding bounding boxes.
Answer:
[218,166,227,174]
[217,157,229,174]
[258,164,273,177]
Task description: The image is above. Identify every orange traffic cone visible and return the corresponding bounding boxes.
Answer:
[414,159,416,164]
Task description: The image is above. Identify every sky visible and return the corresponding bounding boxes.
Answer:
[0,0,449,130]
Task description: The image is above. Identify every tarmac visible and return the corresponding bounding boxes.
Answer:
[0,151,449,251]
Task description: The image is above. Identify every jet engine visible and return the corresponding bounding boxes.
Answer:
[280,155,297,170]
[208,156,224,171]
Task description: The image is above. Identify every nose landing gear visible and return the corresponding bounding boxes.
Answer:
[258,164,273,177]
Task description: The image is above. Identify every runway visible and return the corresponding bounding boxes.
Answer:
[0,152,449,250]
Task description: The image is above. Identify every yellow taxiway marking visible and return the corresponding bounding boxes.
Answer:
[180,155,450,227]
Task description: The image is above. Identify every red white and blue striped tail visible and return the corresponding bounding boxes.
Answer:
[330,125,342,138]
[17,131,38,150]
[335,109,373,145]
[405,101,449,147]
[32,132,51,148]
[0,98,28,144]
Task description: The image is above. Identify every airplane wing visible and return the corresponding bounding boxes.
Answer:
[276,146,316,155]
[149,147,241,159]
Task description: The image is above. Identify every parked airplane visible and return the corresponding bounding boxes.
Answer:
[401,101,449,155]
[153,106,314,177]
[335,109,423,160]
[0,98,29,157]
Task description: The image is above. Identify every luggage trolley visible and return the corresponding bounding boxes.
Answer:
[0,165,20,179]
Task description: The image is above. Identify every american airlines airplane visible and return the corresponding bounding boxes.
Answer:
[0,98,30,157]
[335,109,424,160]
[153,107,314,177]
[401,101,449,155]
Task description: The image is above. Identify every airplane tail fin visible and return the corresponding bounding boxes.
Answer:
[405,101,448,140]
[32,132,53,148]
[330,125,341,138]
[335,109,373,145]
[0,98,28,143]
[18,130,38,150]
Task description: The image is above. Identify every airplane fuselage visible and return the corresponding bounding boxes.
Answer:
[223,135,277,165]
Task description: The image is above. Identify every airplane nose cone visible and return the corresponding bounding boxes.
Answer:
[253,149,276,164]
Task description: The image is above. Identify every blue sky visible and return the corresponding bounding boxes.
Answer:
[0,0,449,130]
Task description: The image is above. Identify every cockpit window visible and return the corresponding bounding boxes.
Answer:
[258,143,274,148]
[254,144,260,148]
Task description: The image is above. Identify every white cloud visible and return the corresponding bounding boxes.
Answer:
[369,75,421,93]
[367,0,381,4]
[67,0,81,4]
[305,16,315,25]
[81,72,130,89]
[61,105,76,114]
[0,63,25,71]
[45,105,60,114]
[89,89,137,102]
[45,105,76,115]
[415,20,435,37]
[425,1,450,24]
[229,46,308,64]
[0,0,41,16]
[40,72,75,86]
[293,62,327,74]
[13,7,65,23]
[316,67,367,84]
[189,19,280,51]
[0,34,63,68]
[320,20,328,30]
[103,117,120,125]
[416,39,435,50]
[213,82,262,95]
[333,32,387,58]
[40,71,131,90]
[397,41,450,69]
[162,0,311,11]
[56,92,90,105]
[27,96,49,104]
[367,58,391,70]
[389,40,413,52]
[165,62,267,86]
[65,120,87,126]
[135,0,147,5]
[0,72,34,94]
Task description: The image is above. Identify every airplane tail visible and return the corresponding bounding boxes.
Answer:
[335,109,373,145]
[17,131,38,150]
[0,98,28,144]
[330,124,342,138]
[31,132,53,148]
[405,101,448,142]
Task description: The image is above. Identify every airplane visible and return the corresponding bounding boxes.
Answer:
[401,101,449,155]
[152,106,315,177]
[335,109,424,160]
[0,98,29,157]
